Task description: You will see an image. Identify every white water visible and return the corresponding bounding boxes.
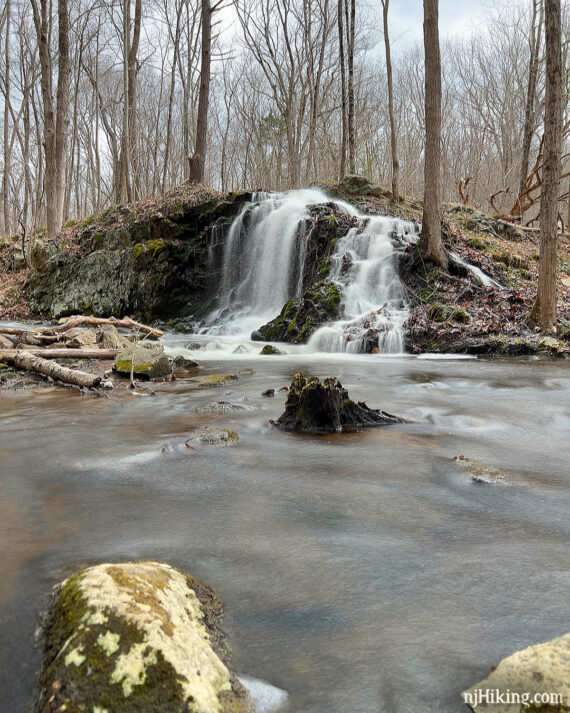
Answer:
[203,189,417,354]
[308,216,417,353]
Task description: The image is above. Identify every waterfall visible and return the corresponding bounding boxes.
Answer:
[203,189,417,353]
[308,217,417,353]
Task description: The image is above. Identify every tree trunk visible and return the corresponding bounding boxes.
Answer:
[188,0,211,184]
[382,0,399,203]
[518,0,543,203]
[128,0,142,200]
[117,0,131,204]
[419,0,447,269]
[2,0,11,234]
[337,0,347,180]
[346,0,356,174]
[529,0,562,330]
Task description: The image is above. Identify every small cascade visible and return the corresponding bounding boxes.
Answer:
[203,188,417,353]
[308,217,417,353]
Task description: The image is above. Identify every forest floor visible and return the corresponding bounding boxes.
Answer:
[1,179,569,356]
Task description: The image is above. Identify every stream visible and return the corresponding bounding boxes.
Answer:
[1,335,569,712]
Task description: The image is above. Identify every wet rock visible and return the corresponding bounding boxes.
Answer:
[34,561,247,713]
[189,427,240,447]
[454,456,508,484]
[260,344,282,355]
[172,354,199,369]
[190,374,239,387]
[272,373,407,432]
[114,342,172,380]
[463,632,570,713]
[194,399,254,413]
[232,344,249,354]
[254,281,342,344]
[239,367,255,375]
[262,389,275,397]
[539,336,563,352]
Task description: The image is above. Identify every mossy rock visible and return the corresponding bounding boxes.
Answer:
[428,303,470,324]
[190,374,239,388]
[462,633,570,713]
[34,561,247,713]
[260,344,282,355]
[189,428,239,447]
[491,251,529,270]
[465,236,489,250]
[254,282,342,344]
[114,343,172,380]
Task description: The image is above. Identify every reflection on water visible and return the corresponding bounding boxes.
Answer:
[0,346,569,713]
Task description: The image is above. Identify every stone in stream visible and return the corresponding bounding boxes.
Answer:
[34,561,248,713]
[114,342,172,380]
[190,374,240,388]
[462,632,570,712]
[260,344,282,355]
[262,389,275,397]
[272,373,407,433]
[97,324,131,350]
[188,427,240,447]
[171,354,199,369]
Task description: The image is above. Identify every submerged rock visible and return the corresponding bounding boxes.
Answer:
[190,374,239,387]
[262,389,275,397]
[260,345,282,355]
[462,632,570,713]
[253,281,342,344]
[114,342,172,380]
[190,427,240,447]
[272,373,407,432]
[34,561,247,713]
[454,456,509,484]
[172,354,199,369]
[194,399,253,413]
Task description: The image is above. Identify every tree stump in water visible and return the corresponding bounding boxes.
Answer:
[272,373,407,432]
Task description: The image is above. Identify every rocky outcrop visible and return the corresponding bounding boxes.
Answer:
[253,282,342,344]
[272,373,407,432]
[34,561,248,713]
[462,632,570,712]
[26,191,253,321]
[114,342,172,380]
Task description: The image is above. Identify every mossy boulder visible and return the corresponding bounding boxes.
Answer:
[272,373,407,433]
[253,281,342,344]
[190,374,239,388]
[428,303,470,324]
[34,561,248,713]
[259,344,282,355]
[114,343,172,380]
[462,632,570,712]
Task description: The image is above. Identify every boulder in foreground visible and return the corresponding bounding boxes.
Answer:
[462,632,570,713]
[272,373,407,432]
[35,561,247,713]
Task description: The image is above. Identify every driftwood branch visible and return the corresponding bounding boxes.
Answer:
[1,351,101,388]
[0,348,121,360]
[49,316,163,337]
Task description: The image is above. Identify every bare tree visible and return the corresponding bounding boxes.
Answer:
[420,0,447,268]
[188,0,212,183]
[529,0,562,330]
[30,0,71,241]
[381,0,398,202]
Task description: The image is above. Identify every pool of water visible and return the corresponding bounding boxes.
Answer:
[1,337,569,712]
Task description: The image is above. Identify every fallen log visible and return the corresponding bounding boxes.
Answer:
[0,348,120,360]
[3,352,101,388]
[50,316,163,338]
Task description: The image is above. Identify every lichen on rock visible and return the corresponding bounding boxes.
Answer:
[35,561,248,713]
[462,632,570,713]
[114,342,172,380]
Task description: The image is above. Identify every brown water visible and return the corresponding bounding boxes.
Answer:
[1,342,569,713]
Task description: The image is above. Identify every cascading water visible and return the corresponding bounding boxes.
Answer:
[308,217,417,353]
[203,189,418,353]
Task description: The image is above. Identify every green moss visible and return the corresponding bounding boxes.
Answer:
[465,236,488,250]
[428,303,470,324]
[63,219,78,229]
[84,214,95,227]
[492,251,528,269]
[133,239,167,259]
